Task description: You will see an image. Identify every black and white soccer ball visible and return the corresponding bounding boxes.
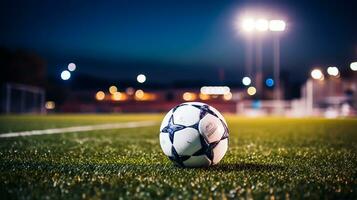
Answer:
[159,102,229,168]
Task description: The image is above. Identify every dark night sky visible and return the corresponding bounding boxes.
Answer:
[1,0,356,85]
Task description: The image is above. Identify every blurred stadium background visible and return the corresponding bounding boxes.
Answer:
[1,1,357,117]
[1,48,356,117]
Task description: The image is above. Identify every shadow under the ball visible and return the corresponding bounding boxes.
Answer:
[208,162,285,172]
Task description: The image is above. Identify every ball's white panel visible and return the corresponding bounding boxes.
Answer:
[212,138,228,165]
[159,132,172,157]
[160,109,174,131]
[209,106,227,126]
[199,113,225,143]
[173,128,201,156]
[183,155,211,167]
[184,102,207,107]
[173,105,200,126]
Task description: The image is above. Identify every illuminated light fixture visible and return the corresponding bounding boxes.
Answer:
[137,74,146,83]
[241,18,255,32]
[45,101,55,110]
[126,87,135,95]
[199,93,210,101]
[182,92,197,101]
[112,92,124,101]
[350,62,357,71]
[68,63,76,71]
[223,92,233,101]
[135,89,145,100]
[247,86,257,96]
[109,85,118,94]
[265,78,274,87]
[200,86,230,95]
[269,20,286,32]
[242,77,251,86]
[95,91,105,101]
[311,69,324,80]
[327,66,339,76]
[255,19,269,31]
[60,70,71,80]
[134,90,156,101]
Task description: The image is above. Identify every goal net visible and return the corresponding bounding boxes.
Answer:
[2,83,45,114]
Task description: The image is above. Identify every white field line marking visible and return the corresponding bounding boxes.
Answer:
[0,121,158,138]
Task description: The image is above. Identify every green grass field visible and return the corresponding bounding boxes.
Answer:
[0,114,356,199]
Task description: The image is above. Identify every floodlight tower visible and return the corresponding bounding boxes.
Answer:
[270,20,286,101]
[240,18,255,83]
[240,18,269,97]
[254,19,269,98]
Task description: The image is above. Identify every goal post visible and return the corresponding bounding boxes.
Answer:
[2,83,45,114]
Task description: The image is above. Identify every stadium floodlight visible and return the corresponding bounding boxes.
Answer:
[247,86,257,96]
[242,77,251,86]
[95,91,105,101]
[255,19,269,32]
[68,63,76,71]
[241,18,255,32]
[269,20,286,32]
[311,69,324,80]
[137,74,146,83]
[109,85,118,94]
[265,78,274,87]
[327,66,339,76]
[351,62,357,71]
[60,70,71,80]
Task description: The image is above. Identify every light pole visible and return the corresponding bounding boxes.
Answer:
[270,20,286,101]
[239,17,286,101]
[241,18,255,84]
[240,18,269,97]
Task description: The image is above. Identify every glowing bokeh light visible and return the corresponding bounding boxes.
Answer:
[95,91,105,101]
[45,101,55,110]
[223,92,233,101]
[135,89,145,99]
[126,87,135,95]
[60,70,71,80]
[269,20,286,32]
[350,62,357,71]
[242,77,251,86]
[109,85,118,94]
[327,66,339,76]
[68,63,76,71]
[311,69,324,80]
[112,92,124,101]
[199,93,210,100]
[182,92,197,101]
[137,74,146,83]
[265,78,274,87]
[200,86,230,95]
[247,86,257,96]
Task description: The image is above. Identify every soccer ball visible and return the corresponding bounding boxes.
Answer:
[159,102,229,168]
